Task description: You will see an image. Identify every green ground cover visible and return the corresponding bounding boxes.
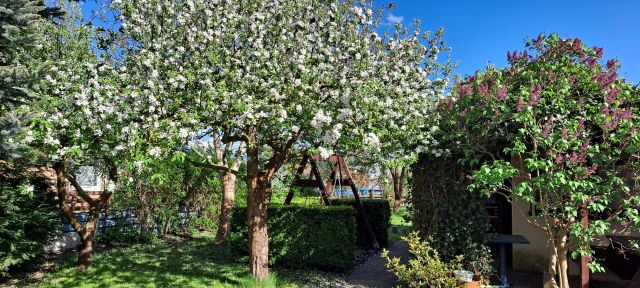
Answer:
[15,233,339,288]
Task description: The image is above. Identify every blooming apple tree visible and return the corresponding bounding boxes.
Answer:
[114,0,447,279]
[23,1,159,269]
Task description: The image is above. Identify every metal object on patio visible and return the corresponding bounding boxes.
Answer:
[488,234,530,288]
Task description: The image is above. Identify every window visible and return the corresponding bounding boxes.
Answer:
[75,166,102,191]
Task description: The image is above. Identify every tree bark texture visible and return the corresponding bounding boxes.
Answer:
[215,172,237,244]
[54,162,112,271]
[390,166,406,212]
[247,174,270,281]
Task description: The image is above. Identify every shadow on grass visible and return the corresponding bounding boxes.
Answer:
[31,234,257,288]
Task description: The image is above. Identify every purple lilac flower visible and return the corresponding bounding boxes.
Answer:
[593,47,604,59]
[576,119,585,135]
[585,164,598,176]
[573,38,582,51]
[516,97,524,112]
[445,98,454,111]
[542,118,553,137]
[508,50,519,64]
[555,154,565,164]
[606,87,620,104]
[581,139,590,153]
[606,59,617,71]
[464,85,473,96]
[528,85,542,106]
[497,86,507,101]
[568,152,580,164]
[533,34,544,49]
[479,84,490,96]
[596,71,617,88]
[618,107,633,120]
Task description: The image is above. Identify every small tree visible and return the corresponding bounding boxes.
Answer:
[115,0,447,280]
[188,133,245,244]
[25,0,149,270]
[440,34,640,288]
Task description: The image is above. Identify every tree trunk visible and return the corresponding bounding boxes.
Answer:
[391,167,406,212]
[215,172,237,244]
[77,215,97,270]
[557,234,570,288]
[548,246,559,288]
[548,233,571,288]
[247,175,270,281]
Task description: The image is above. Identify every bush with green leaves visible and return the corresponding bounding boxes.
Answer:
[229,204,356,271]
[332,198,391,247]
[411,153,494,280]
[114,155,222,236]
[0,173,58,277]
[383,231,462,288]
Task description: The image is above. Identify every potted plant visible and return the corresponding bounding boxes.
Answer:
[465,245,495,287]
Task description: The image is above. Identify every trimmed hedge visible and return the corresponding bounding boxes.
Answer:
[229,204,356,271]
[332,198,391,247]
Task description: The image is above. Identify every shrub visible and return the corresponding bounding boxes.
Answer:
[0,175,59,277]
[332,198,391,247]
[411,154,494,280]
[229,204,356,271]
[383,231,461,288]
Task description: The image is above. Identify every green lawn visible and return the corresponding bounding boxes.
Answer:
[389,210,412,245]
[21,233,339,288]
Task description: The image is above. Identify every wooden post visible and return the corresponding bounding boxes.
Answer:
[309,158,331,206]
[337,156,380,250]
[580,204,589,288]
[284,155,308,204]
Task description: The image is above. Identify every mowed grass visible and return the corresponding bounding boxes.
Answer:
[23,233,338,288]
[389,210,412,245]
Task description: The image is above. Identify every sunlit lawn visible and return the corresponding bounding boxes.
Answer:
[23,233,338,288]
[389,210,412,245]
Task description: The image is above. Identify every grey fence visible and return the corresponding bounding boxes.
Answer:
[61,209,197,235]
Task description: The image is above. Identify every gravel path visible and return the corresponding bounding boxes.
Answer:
[340,241,408,288]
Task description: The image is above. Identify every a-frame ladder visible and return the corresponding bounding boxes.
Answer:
[284,154,380,250]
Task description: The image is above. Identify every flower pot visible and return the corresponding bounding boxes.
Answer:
[462,280,481,288]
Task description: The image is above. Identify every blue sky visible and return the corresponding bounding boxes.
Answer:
[383,0,640,84]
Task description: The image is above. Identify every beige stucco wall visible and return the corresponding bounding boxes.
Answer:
[510,153,640,274]
[511,197,552,272]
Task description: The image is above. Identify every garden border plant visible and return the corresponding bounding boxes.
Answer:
[332,198,391,247]
[229,204,356,271]
[411,152,495,281]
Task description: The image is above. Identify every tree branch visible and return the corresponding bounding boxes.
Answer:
[221,133,249,143]
[187,158,245,180]
[66,173,98,206]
